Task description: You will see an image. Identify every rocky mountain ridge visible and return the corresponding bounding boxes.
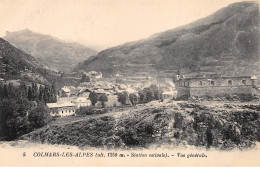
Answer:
[4,29,97,73]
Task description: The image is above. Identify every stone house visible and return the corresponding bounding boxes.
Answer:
[175,74,257,99]
[47,102,76,117]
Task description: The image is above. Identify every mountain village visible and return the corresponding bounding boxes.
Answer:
[0,1,259,151]
[46,70,177,117]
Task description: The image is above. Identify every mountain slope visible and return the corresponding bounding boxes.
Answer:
[0,38,60,84]
[4,29,97,73]
[74,2,259,77]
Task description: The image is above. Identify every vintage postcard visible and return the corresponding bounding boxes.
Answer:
[0,0,259,167]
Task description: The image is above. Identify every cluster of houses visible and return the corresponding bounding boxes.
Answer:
[46,72,177,117]
[46,70,259,117]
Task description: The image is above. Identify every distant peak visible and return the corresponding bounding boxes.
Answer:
[21,28,32,33]
[5,28,33,36]
[17,28,34,34]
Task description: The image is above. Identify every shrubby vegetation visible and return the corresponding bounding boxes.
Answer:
[89,91,98,106]
[76,106,95,116]
[117,91,128,105]
[138,85,163,103]
[117,84,163,106]
[22,115,122,149]
[129,93,138,106]
[99,94,108,108]
[21,102,260,150]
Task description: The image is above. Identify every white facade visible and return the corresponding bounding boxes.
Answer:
[75,97,91,109]
[47,102,76,117]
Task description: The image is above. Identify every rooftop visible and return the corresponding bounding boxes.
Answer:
[47,102,75,108]
[179,73,253,80]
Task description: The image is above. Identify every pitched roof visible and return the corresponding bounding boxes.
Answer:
[47,102,75,108]
[95,88,106,94]
[61,87,71,93]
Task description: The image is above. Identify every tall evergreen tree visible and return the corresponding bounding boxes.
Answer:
[31,82,38,101]
[0,83,3,98]
[19,81,27,98]
[3,84,8,98]
[38,85,45,103]
[28,86,33,101]
[50,84,57,103]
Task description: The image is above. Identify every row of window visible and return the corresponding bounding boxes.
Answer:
[198,79,248,86]
[180,79,250,87]
[52,109,75,114]
[61,109,75,114]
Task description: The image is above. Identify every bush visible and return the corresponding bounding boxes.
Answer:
[28,106,50,129]
[118,91,128,105]
[129,93,138,105]
[76,106,94,116]
[99,94,108,108]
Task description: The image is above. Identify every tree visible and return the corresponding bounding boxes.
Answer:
[43,85,55,103]
[138,90,146,103]
[0,83,8,98]
[76,106,94,115]
[89,91,98,106]
[99,94,108,108]
[118,91,128,105]
[129,93,138,106]
[27,86,33,101]
[206,127,213,148]
[0,98,32,140]
[80,74,90,83]
[143,88,154,103]
[7,83,15,98]
[38,85,45,103]
[49,84,57,103]
[28,106,50,129]
[31,82,38,101]
[0,84,3,99]
[150,85,163,100]
[19,81,27,98]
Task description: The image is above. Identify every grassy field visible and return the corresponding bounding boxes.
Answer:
[21,100,260,150]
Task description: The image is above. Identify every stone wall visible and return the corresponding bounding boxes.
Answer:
[176,76,253,99]
[189,77,252,87]
[190,85,252,97]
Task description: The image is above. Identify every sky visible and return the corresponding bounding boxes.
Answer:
[0,0,249,50]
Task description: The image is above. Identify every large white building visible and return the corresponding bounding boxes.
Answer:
[47,102,76,117]
[75,97,91,109]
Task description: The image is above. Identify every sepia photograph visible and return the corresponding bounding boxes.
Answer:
[0,0,259,167]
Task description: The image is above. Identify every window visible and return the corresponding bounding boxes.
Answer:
[69,110,71,113]
[210,81,215,86]
[228,80,232,85]
[62,111,63,114]
[242,80,246,85]
[198,81,202,86]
